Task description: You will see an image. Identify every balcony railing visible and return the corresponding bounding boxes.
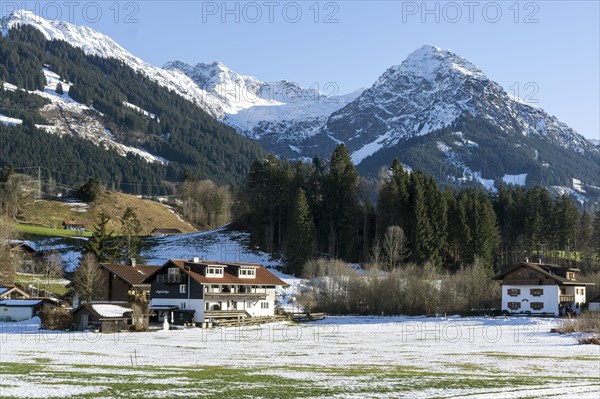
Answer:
[559,295,575,303]
[204,292,267,301]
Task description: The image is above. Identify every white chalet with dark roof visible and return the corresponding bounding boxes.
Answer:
[495,262,595,316]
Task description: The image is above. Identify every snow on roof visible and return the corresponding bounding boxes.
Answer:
[0,288,8,295]
[0,299,44,306]
[91,304,132,318]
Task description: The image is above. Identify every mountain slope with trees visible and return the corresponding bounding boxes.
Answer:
[0,24,266,194]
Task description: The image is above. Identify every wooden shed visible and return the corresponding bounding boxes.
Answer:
[72,303,133,333]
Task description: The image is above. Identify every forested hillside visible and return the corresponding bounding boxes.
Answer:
[238,145,600,275]
[0,26,266,193]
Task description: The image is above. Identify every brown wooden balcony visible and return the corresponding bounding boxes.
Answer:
[559,295,575,302]
[204,292,267,301]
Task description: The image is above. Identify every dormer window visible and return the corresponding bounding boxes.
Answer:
[566,272,575,280]
[206,266,224,278]
[238,266,256,279]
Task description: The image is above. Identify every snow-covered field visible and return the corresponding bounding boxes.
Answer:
[0,316,598,398]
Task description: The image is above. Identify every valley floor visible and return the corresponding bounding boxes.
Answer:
[0,316,598,398]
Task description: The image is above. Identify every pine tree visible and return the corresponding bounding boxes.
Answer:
[85,212,119,263]
[55,82,64,95]
[324,145,360,260]
[286,189,315,275]
[408,172,435,265]
[119,207,142,262]
[592,210,600,262]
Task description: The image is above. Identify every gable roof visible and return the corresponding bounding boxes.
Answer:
[73,303,133,319]
[151,228,182,234]
[100,263,161,285]
[155,259,286,286]
[8,241,37,255]
[494,262,595,286]
[63,220,85,226]
[0,284,31,298]
[0,299,45,307]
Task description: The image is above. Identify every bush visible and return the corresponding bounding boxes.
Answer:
[556,311,600,333]
[577,335,600,345]
[39,307,72,330]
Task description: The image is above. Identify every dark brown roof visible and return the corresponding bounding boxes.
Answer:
[151,228,182,234]
[495,262,595,286]
[589,295,600,303]
[63,220,85,226]
[165,259,286,286]
[100,263,161,285]
[73,303,133,319]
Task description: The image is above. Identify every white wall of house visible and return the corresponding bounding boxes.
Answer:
[502,285,560,315]
[204,288,278,317]
[151,298,205,323]
[246,290,277,317]
[0,306,34,321]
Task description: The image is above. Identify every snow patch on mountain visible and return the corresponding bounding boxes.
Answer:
[502,174,528,186]
[123,102,159,121]
[0,114,23,126]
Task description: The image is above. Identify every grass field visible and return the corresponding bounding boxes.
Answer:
[1,317,598,398]
[17,191,196,236]
[14,273,70,296]
[14,223,93,238]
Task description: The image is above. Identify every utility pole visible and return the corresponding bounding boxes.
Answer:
[37,166,42,199]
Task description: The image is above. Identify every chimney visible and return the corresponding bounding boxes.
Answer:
[538,258,542,264]
[525,257,529,263]
[130,258,136,267]
[192,257,200,263]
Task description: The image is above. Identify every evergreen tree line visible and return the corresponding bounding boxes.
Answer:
[238,145,600,276]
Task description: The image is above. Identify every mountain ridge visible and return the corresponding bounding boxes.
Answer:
[2,10,599,202]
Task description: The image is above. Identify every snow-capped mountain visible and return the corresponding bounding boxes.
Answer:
[0,10,223,115]
[307,45,596,164]
[2,10,599,199]
[163,60,363,156]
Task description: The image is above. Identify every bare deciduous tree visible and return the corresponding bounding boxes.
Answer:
[0,217,17,284]
[382,226,408,270]
[180,180,232,229]
[42,253,65,294]
[73,253,107,303]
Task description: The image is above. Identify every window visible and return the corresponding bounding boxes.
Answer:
[180,284,186,294]
[530,302,544,310]
[180,302,186,309]
[567,272,575,280]
[261,302,269,309]
[508,302,521,310]
[507,288,521,297]
[530,289,543,297]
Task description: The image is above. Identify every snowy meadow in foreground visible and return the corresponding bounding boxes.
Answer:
[0,316,598,398]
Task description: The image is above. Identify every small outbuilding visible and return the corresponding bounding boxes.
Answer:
[63,220,86,231]
[0,298,55,322]
[72,303,133,333]
[588,295,600,312]
[0,284,30,299]
[150,228,183,236]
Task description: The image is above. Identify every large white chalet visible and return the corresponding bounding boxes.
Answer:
[495,262,595,316]
[147,259,286,323]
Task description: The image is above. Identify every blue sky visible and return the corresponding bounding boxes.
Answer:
[3,1,599,140]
